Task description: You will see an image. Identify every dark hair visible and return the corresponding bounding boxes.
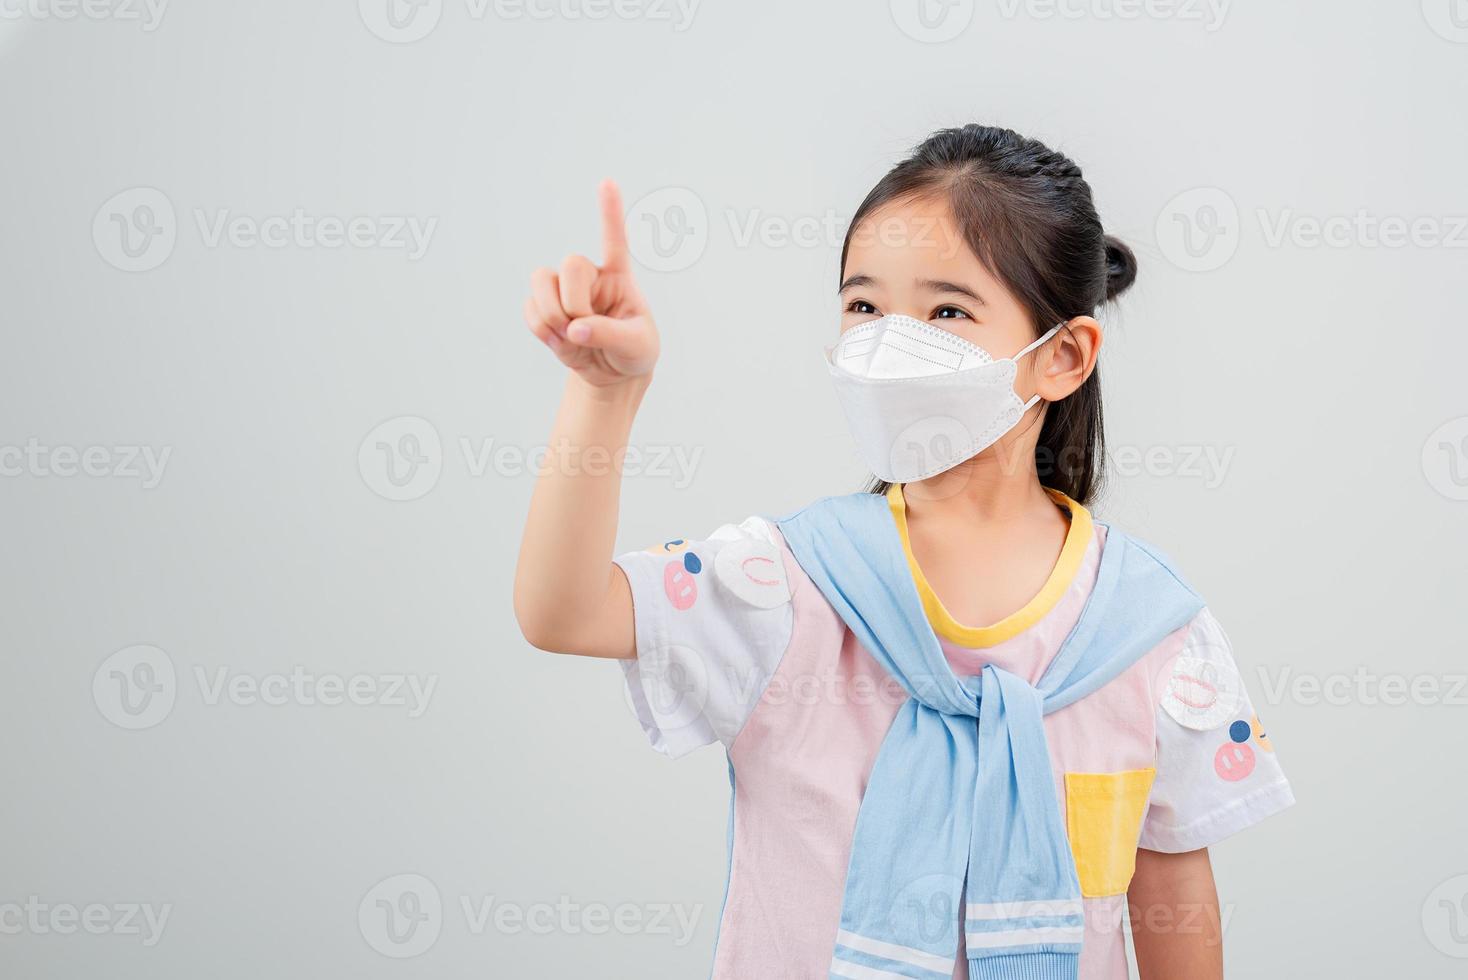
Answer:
[842,124,1135,505]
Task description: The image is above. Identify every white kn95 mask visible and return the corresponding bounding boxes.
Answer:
[827,314,1062,484]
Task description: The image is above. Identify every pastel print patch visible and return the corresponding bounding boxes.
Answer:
[646,538,690,555]
[1212,713,1272,781]
[1161,655,1243,731]
[1213,741,1256,781]
[663,552,703,611]
[1251,714,1273,752]
[714,537,792,609]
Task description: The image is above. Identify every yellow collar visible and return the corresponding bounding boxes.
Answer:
[886,483,1094,648]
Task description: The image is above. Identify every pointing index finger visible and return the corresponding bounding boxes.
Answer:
[598,178,629,272]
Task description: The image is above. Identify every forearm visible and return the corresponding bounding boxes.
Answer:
[513,373,646,656]
[1128,847,1223,980]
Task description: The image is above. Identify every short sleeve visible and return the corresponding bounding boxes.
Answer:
[1139,608,1295,853]
[613,516,795,759]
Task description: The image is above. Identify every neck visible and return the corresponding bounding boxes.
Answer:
[902,437,1054,523]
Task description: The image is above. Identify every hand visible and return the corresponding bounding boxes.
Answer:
[523,180,659,388]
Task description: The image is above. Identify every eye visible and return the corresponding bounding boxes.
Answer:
[846,299,879,316]
[932,305,970,321]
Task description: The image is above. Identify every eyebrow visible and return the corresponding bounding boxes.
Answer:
[837,274,987,307]
[918,279,987,306]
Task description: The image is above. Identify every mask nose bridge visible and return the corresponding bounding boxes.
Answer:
[874,314,992,362]
[860,315,1062,365]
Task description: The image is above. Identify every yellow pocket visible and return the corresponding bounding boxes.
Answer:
[1064,769,1156,898]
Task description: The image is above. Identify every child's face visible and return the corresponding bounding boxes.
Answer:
[840,194,1038,360]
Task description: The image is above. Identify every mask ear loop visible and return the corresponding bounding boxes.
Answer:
[1014,323,1064,361]
[1015,323,1066,411]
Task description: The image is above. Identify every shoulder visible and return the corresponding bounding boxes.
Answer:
[774,491,887,526]
[617,515,797,613]
[1093,520,1204,605]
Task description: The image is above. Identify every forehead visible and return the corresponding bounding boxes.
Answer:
[844,194,988,282]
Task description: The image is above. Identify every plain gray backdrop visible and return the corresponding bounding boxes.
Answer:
[3,1,1467,977]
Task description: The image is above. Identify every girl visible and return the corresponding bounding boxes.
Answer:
[514,125,1292,980]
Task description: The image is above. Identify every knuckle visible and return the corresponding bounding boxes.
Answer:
[536,302,567,327]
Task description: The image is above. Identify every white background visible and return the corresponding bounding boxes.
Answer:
[2,1,1466,976]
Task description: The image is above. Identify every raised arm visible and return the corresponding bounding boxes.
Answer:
[513,181,660,659]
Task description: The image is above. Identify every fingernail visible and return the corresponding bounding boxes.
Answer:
[567,323,589,342]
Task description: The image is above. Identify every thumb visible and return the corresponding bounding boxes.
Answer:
[565,314,652,359]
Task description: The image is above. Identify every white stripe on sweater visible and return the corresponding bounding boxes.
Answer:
[834,930,954,974]
[830,957,927,980]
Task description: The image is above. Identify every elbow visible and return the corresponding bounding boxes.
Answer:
[513,562,629,658]
[513,589,564,653]
[513,580,596,655]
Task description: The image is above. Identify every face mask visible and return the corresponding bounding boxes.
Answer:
[827,314,1062,484]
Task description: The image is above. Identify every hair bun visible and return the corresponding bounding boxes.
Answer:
[1102,235,1138,301]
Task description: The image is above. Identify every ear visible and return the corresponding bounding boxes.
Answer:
[1033,316,1101,402]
